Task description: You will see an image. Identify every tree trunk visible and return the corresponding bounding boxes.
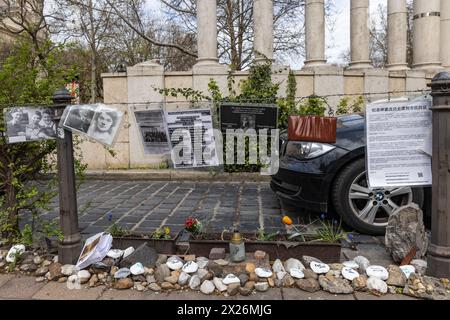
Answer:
[2,169,19,239]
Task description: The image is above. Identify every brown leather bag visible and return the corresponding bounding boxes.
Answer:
[288,115,337,143]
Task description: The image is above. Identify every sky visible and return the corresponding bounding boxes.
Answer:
[145,0,387,68]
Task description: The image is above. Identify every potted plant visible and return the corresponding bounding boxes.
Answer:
[178,215,346,263]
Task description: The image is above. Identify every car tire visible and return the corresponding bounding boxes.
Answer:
[331,158,424,235]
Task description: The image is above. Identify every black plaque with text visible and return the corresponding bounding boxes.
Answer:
[220,103,278,132]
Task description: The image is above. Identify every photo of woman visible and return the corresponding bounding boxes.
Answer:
[87,107,123,146]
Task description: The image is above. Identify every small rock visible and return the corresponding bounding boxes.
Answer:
[178,272,191,286]
[366,265,389,281]
[91,262,110,274]
[410,259,427,275]
[156,255,168,266]
[196,257,209,269]
[303,269,318,280]
[53,256,59,263]
[399,265,416,279]
[277,271,287,280]
[268,277,275,287]
[272,259,285,273]
[319,275,354,294]
[114,278,133,290]
[330,263,343,271]
[132,274,146,282]
[310,261,330,274]
[255,267,273,278]
[61,264,77,276]
[301,256,322,266]
[254,250,267,260]
[6,245,26,263]
[342,267,360,281]
[283,275,295,287]
[34,267,48,277]
[107,249,123,259]
[48,263,63,281]
[284,258,305,273]
[367,276,388,294]
[238,274,249,286]
[245,281,255,290]
[166,256,184,271]
[200,280,215,295]
[209,248,226,260]
[114,268,131,279]
[110,266,118,276]
[254,282,269,292]
[239,286,252,296]
[144,267,154,275]
[58,277,67,283]
[196,269,211,282]
[182,261,199,274]
[353,256,370,273]
[227,283,240,296]
[296,278,321,293]
[184,254,196,262]
[249,272,258,282]
[20,264,30,272]
[290,268,305,279]
[135,284,146,292]
[245,263,256,273]
[42,260,52,267]
[343,260,359,270]
[146,275,156,284]
[189,275,201,290]
[89,274,99,287]
[77,270,91,284]
[164,275,179,285]
[208,262,223,277]
[213,277,227,292]
[123,247,135,258]
[214,259,229,266]
[33,256,43,265]
[223,274,240,285]
[130,262,145,276]
[155,264,171,283]
[36,277,46,283]
[352,275,368,291]
[149,283,161,291]
[161,282,175,290]
[387,265,407,287]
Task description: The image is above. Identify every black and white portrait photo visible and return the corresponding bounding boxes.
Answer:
[63,105,95,134]
[4,107,57,144]
[87,107,123,146]
[240,114,256,129]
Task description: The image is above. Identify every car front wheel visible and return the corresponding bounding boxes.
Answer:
[331,158,424,235]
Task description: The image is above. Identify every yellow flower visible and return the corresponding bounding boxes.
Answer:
[164,226,171,235]
[282,216,293,225]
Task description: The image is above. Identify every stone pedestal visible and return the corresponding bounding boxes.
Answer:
[348,0,372,70]
[387,0,409,71]
[304,0,326,67]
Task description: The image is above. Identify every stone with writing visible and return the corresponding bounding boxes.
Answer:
[178,272,191,286]
[130,262,145,276]
[255,267,273,278]
[366,265,389,281]
[6,245,25,263]
[353,256,370,273]
[284,258,305,273]
[166,256,184,271]
[222,274,240,285]
[114,268,131,279]
[342,267,360,281]
[272,259,285,273]
[107,249,123,259]
[182,261,199,274]
[342,260,359,270]
[290,268,305,279]
[123,247,135,259]
[367,276,388,294]
[399,265,416,279]
[310,261,330,274]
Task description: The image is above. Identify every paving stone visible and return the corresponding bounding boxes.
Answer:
[354,292,419,300]
[0,274,14,288]
[281,288,355,300]
[0,276,46,299]
[33,282,105,300]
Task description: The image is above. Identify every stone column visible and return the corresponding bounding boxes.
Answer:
[441,0,450,69]
[387,0,409,71]
[348,0,372,69]
[253,0,274,62]
[196,0,218,65]
[304,0,326,67]
[413,0,442,71]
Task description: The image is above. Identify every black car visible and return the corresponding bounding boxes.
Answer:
[271,113,429,235]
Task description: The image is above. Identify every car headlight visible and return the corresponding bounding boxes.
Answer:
[285,141,336,160]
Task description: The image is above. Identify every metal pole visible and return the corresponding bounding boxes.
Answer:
[427,72,450,278]
[53,88,82,264]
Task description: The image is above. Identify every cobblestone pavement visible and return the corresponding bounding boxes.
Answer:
[25,180,287,238]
